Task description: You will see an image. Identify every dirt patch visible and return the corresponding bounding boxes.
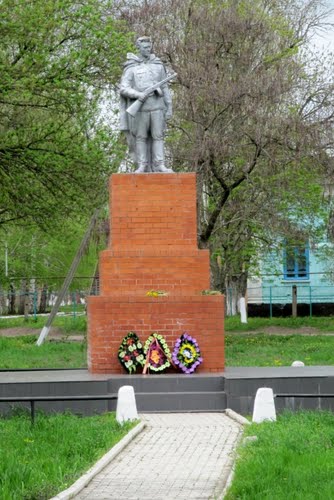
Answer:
[0,327,84,342]
[3,325,334,339]
[227,326,334,336]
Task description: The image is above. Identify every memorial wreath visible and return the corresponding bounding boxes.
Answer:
[118,331,145,373]
[143,333,172,373]
[172,333,203,374]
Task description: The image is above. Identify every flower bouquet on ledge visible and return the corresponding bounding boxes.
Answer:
[146,290,169,297]
[143,333,173,374]
[118,332,145,374]
[172,333,203,374]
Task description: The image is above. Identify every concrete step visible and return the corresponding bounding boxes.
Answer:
[0,372,226,414]
[107,374,225,394]
[134,391,226,412]
[0,380,109,397]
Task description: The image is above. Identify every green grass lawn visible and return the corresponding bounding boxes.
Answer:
[3,333,334,369]
[0,314,86,333]
[2,316,334,369]
[0,335,87,369]
[225,316,334,366]
[225,411,334,499]
[0,411,135,500]
[225,334,334,366]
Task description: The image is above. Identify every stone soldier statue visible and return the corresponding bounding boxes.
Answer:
[119,36,175,173]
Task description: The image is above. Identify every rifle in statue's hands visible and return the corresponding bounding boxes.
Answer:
[126,73,177,118]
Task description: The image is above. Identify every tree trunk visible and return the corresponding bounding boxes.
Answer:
[224,272,248,317]
[0,285,6,315]
[8,283,16,315]
[39,284,48,314]
[24,287,30,320]
[18,279,26,315]
[28,279,36,318]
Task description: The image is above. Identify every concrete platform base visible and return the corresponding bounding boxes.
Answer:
[1,367,334,416]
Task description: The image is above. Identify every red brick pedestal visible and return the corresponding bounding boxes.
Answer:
[87,173,224,373]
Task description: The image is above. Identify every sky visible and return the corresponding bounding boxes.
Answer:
[311,0,334,51]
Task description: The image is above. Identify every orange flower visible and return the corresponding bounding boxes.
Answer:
[150,349,161,364]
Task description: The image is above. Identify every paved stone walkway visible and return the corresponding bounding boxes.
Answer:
[75,413,243,500]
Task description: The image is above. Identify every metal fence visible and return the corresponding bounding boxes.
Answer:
[3,283,334,319]
[245,284,334,317]
[0,289,87,319]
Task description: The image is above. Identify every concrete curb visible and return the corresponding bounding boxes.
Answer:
[50,420,146,500]
[221,409,250,498]
[225,408,251,426]
[221,461,237,499]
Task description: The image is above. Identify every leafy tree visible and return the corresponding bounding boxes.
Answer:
[0,215,108,313]
[115,0,334,310]
[0,0,132,229]
[0,222,103,286]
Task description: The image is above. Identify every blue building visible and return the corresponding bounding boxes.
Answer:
[247,240,334,316]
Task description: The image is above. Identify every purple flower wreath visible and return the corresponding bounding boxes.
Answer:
[172,332,203,374]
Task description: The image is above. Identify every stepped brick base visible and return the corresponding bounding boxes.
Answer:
[87,296,224,373]
[99,251,210,296]
[87,173,224,374]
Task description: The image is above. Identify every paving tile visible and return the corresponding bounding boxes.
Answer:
[74,413,243,500]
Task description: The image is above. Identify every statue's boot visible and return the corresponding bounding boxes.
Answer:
[135,140,149,173]
[135,163,149,173]
[152,140,173,173]
[154,164,173,173]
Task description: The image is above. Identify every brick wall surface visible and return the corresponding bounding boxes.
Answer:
[87,296,224,374]
[99,252,210,295]
[109,173,197,251]
[88,173,225,374]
